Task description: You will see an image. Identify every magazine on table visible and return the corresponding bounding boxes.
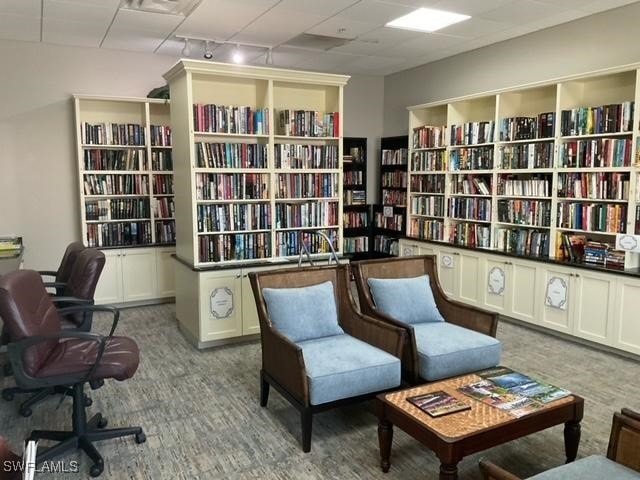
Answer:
[458,380,543,418]
[406,390,471,418]
[478,367,571,404]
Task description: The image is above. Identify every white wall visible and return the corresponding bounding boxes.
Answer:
[0,39,384,269]
[383,2,640,136]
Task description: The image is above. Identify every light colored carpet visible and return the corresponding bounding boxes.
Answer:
[1,303,639,479]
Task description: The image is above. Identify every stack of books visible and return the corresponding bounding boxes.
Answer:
[0,235,22,257]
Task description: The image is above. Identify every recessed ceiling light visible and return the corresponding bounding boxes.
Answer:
[386,7,470,33]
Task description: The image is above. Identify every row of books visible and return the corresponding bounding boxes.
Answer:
[344,170,364,186]
[411,196,445,217]
[381,148,408,165]
[153,175,173,195]
[150,150,173,171]
[373,235,399,255]
[449,146,493,171]
[495,228,550,257]
[81,122,145,146]
[276,173,338,199]
[559,138,632,168]
[276,230,339,257]
[277,110,339,137]
[344,190,366,205]
[412,150,446,171]
[275,144,338,169]
[156,220,176,244]
[374,212,404,232]
[583,241,625,269]
[193,104,269,135]
[343,146,365,163]
[343,211,369,228]
[451,175,491,195]
[499,113,555,141]
[197,203,270,233]
[196,142,268,169]
[343,236,368,253]
[557,202,627,233]
[409,218,444,241]
[275,201,338,229]
[382,189,406,207]
[198,232,271,263]
[412,125,446,149]
[195,173,269,200]
[450,121,495,146]
[449,197,492,221]
[411,175,444,193]
[86,221,152,247]
[449,222,491,248]
[560,101,634,136]
[556,172,629,201]
[83,174,149,196]
[150,125,171,146]
[83,149,143,171]
[153,197,175,219]
[499,142,554,170]
[497,176,550,197]
[85,198,150,221]
[497,199,552,227]
[381,171,407,188]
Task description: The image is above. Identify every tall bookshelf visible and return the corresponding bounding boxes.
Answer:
[74,96,175,248]
[342,137,370,258]
[374,136,408,256]
[406,67,640,271]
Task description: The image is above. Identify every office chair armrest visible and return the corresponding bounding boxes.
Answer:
[43,281,67,289]
[50,297,93,305]
[7,331,108,390]
[56,305,119,336]
[438,297,499,337]
[478,459,523,480]
[344,311,405,359]
[38,270,58,278]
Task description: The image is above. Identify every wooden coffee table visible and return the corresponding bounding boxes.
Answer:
[376,372,584,480]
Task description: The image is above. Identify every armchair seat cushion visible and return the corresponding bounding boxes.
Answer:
[413,322,501,381]
[298,334,401,405]
[528,455,640,480]
[36,336,140,382]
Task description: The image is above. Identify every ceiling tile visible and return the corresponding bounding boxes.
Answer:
[377,32,466,57]
[439,17,512,37]
[575,0,640,14]
[477,0,568,24]
[43,0,118,23]
[43,18,110,46]
[523,9,585,31]
[330,26,423,55]
[294,50,360,70]
[380,0,441,8]
[433,0,515,16]
[156,36,187,56]
[230,7,326,46]
[0,14,40,41]
[110,8,183,33]
[0,0,41,16]
[348,54,408,71]
[307,17,379,40]
[101,29,169,52]
[272,0,360,16]
[338,0,415,24]
[255,46,323,68]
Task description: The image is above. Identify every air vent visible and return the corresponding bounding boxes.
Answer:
[284,33,353,51]
[119,0,202,16]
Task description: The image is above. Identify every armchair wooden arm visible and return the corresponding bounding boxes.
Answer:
[343,310,405,358]
[607,409,640,472]
[437,297,499,337]
[479,459,523,480]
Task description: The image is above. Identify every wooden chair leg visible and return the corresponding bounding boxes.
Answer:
[259,371,270,407]
[301,409,312,453]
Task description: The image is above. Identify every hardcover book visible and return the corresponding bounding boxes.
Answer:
[406,390,471,418]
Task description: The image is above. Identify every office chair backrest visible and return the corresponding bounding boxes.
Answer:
[56,241,86,284]
[63,248,105,300]
[0,270,61,376]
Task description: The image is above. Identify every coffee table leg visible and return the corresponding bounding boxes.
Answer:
[439,462,458,480]
[378,418,393,473]
[564,420,581,463]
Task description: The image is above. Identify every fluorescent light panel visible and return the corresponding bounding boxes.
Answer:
[386,7,470,33]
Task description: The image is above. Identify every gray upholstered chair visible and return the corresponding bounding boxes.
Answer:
[352,255,501,384]
[249,264,405,452]
[480,408,640,480]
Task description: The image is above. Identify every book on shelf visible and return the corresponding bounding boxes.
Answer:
[478,367,571,404]
[406,390,471,417]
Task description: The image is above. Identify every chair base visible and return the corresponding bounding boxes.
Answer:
[30,383,144,477]
[2,385,92,417]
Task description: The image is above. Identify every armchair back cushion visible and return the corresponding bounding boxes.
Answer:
[262,280,344,343]
[367,275,445,324]
[0,270,62,376]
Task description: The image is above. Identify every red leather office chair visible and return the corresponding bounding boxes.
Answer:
[0,270,144,477]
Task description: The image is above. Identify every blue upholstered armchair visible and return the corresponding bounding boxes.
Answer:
[352,255,501,384]
[249,264,405,452]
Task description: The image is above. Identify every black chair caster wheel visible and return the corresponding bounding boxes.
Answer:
[84,396,93,407]
[97,417,108,429]
[1,390,14,401]
[19,407,32,417]
[89,462,104,477]
[135,432,146,444]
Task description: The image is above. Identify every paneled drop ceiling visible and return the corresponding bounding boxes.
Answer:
[0,0,638,75]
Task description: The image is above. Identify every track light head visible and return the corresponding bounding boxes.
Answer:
[232,44,243,63]
[203,40,213,59]
[265,48,273,65]
[181,38,191,56]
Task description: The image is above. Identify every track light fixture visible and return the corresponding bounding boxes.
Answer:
[181,38,190,56]
[175,36,273,65]
[232,44,243,64]
[203,40,213,59]
[265,48,273,65]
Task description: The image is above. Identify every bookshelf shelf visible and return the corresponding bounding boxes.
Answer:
[560,132,632,140]
[342,137,372,258]
[497,137,555,145]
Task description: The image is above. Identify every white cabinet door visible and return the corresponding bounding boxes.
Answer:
[509,258,538,324]
[199,271,243,342]
[155,247,176,297]
[484,259,510,314]
[94,250,123,305]
[121,249,157,302]
[611,277,640,355]
[457,251,482,305]
[572,270,615,345]
[538,266,572,333]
